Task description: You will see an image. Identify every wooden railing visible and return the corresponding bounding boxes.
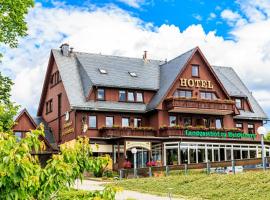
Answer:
[165,98,235,112]
[100,127,156,137]
[119,157,270,178]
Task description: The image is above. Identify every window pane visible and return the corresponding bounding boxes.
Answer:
[186,91,192,98]
[169,116,177,127]
[235,99,242,109]
[184,117,192,127]
[136,92,143,102]
[179,90,185,97]
[89,116,97,128]
[122,118,129,127]
[215,118,222,129]
[206,92,212,100]
[236,123,243,129]
[173,90,179,97]
[119,90,126,101]
[97,89,105,100]
[106,117,113,127]
[15,132,22,141]
[192,65,199,77]
[127,92,135,101]
[134,118,142,127]
[200,92,206,99]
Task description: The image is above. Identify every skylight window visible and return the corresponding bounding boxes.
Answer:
[129,72,137,77]
[99,68,107,74]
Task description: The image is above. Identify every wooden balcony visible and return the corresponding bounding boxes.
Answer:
[100,127,156,137]
[165,97,235,115]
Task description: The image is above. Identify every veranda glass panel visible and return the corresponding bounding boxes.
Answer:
[198,148,206,163]
[166,149,178,165]
[190,148,197,163]
[180,147,188,164]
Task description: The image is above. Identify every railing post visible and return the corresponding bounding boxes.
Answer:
[206,162,210,175]
[232,160,235,174]
[165,166,169,176]
[149,167,152,177]
[184,164,188,175]
[134,168,137,178]
[119,169,123,180]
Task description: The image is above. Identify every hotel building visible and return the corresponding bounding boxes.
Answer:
[20,44,269,169]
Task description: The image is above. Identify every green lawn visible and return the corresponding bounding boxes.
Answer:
[113,171,270,200]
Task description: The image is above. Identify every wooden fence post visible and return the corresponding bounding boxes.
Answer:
[119,169,123,180]
[232,160,236,174]
[149,167,152,177]
[184,164,188,175]
[165,166,169,176]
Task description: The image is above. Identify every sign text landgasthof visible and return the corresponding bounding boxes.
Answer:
[184,130,256,139]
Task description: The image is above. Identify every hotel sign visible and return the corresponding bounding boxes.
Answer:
[180,78,213,89]
[184,130,256,139]
[125,141,151,150]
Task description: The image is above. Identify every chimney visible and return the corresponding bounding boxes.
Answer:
[60,43,70,56]
[143,50,148,62]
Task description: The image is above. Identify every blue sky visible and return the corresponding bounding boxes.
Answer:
[1,0,270,128]
[39,0,241,38]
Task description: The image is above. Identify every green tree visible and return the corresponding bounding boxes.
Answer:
[0,72,19,132]
[0,0,34,55]
[264,132,270,141]
[0,126,118,200]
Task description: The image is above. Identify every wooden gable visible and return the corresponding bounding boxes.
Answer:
[13,109,37,132]
[164,47,231,102]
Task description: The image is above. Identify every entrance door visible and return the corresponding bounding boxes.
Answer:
[126,148,149,168]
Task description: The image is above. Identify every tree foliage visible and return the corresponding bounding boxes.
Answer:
[0,0,34,51]
[0,126,118,200]
[0,72,19,132]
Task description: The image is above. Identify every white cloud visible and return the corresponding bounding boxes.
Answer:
[208,12,216,20]
[1,2,270,118]
[117,0,146,8]
[220,9,246,26]
[192,14,202,21]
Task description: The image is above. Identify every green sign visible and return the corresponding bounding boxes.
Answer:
[184,130,256,139]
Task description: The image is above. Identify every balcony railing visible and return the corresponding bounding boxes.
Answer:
[100,127,156,137]
[165,97,235,114]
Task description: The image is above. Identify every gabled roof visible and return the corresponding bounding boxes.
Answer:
[14,108,37,128]
[41,47,267,120]
[76,52,161,91]
[14,109,57,150]
[147,47,196,110]
[213,66,268,120]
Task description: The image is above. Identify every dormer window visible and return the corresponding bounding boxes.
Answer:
[129,72,137,77]
[99,68,107,74]
[192,65,199,77]
[235,98,243,109]
[97,88,105,100]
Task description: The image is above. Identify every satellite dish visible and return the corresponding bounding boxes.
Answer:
[83,124,88,133]
[65,111,70,121]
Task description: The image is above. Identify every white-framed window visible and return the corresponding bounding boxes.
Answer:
[122,117,130,127]
[136,92,143,102]
[97,88,105,100]
[169,116,177,127]
[192,65,199,77]
[89,116,97,128]
[127,91,135,102]
[134,118,142,127]
[106,116,114,127]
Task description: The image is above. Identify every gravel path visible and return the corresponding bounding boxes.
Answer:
[74,179,184,200]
